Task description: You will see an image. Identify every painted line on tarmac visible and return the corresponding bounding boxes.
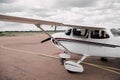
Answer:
[82,62,120,75]
[1,44,120,75]
[0,44,3,48]
[1,44,59,59]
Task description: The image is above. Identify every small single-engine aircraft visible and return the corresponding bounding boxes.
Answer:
[0,14,120,73]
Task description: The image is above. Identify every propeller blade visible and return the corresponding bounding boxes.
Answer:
[41,37,51,43]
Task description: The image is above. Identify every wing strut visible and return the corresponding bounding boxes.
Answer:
[35,24,71,55]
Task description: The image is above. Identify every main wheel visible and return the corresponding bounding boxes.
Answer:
[67,70,77,73]
[64,61,84,73]
[100,57,108,62]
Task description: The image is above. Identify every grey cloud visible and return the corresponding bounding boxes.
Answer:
[0,1,27,14]
[54,0,98,9]
[28,8,56,18]
[0,0,16,3]
[0,5,24,13]
[0,0,120,31]
[95,0,120,10]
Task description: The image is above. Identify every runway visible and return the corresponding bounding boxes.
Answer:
[0,34,120,80]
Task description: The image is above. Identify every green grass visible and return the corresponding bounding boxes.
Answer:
[0,32,7,36]
[0,31,64,37]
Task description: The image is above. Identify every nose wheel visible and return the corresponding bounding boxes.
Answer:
[59,52,71,65]
[60,58,66,65]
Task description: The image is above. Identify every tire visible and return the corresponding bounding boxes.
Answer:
[60,58,66,65]
[100,57,108,62]
[67,70,77,73]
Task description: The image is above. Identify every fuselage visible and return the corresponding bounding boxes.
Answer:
[52,28,120,58]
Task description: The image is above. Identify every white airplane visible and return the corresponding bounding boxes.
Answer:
[0,14,120,73]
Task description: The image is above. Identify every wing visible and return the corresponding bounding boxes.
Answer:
[0,14,106,56]
[0,14,64,26]
[0,14,72,54]
[0,14,105,30]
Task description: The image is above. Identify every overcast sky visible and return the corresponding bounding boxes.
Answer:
[0,0,120,31]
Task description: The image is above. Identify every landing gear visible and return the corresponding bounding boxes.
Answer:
[64,61,84,73]
[59,52,89,73]
[64,54,89,73]
[60,58,66,65]
[67,70,77,73]
[100,57,108,62]
[59,52,71,65]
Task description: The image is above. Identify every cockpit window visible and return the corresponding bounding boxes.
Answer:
[65,29,72,35]
[91,30,109,39]
[73,28,89,38]
[111,28,120,37]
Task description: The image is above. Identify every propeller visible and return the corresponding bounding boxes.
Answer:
[41,37,51,43]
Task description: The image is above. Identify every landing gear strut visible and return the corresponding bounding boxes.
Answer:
[59,52,71,65]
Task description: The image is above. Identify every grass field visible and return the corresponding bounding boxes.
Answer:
[0,31,64,36]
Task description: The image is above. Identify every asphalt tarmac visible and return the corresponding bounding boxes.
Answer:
[0,35,120,80]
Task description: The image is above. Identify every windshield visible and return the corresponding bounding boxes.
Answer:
[111,28,120,37]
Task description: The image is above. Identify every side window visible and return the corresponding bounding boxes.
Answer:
[73,28,81,36]
[73,28,89,38]
[91,30,109,39]
[65,29,72,36]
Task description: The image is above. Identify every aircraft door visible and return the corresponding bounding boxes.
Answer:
[88,30,107,56]
[71,28,89,54]
[88,39,105,56]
